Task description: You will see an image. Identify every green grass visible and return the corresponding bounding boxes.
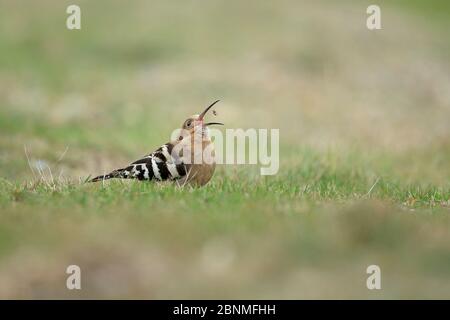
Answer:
[0,0,449,298]
[0,153,449,298]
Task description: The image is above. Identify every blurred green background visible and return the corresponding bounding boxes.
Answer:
[0,0,449,298]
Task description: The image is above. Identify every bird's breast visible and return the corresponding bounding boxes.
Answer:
[183,140,216,186]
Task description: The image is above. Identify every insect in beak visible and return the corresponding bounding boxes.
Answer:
[198,100,221,121]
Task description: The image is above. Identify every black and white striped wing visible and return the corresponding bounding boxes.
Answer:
[89,143,187,182]
[129,143,187,181]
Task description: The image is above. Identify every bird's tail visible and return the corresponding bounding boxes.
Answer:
[88,168,126,182]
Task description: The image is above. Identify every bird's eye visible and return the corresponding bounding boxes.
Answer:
[186,120,192,128]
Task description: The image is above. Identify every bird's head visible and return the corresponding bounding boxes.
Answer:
[180,100,223,140]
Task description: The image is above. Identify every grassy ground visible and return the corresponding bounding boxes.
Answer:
[0,0,449,298]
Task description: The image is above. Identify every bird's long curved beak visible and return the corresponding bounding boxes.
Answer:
[204,122,224,126]
[198,100,220,121]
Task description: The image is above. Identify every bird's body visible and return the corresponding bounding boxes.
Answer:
[89,101,223,187]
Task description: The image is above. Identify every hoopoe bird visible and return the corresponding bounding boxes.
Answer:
[89,100,223,186]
